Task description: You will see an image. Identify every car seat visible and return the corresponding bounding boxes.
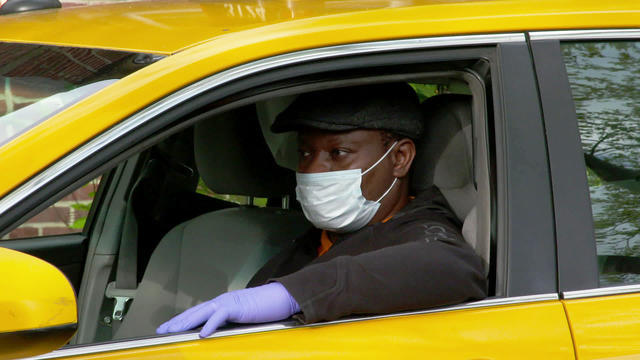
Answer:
[412,94,489,267]
[114,105,311,339]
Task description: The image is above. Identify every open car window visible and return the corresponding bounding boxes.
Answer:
[0,39,516,356]
[65,73,492,345]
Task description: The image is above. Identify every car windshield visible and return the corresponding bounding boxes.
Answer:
[0,43,162,147]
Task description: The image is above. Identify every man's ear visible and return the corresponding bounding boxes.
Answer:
[392,138,416,178]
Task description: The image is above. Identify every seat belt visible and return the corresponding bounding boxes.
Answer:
[105,177,141,330]
[105,202,138,320]
[105,154,196,329]
[105,139,198,330]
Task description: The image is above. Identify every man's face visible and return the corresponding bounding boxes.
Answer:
[297,128,396,201]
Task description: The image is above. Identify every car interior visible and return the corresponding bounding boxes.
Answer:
[1,70,496,346]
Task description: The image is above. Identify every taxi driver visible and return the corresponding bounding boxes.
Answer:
[157,82,487,337]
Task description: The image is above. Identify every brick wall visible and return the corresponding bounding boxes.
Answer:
[1,179,100,240]
[1,43,131,117]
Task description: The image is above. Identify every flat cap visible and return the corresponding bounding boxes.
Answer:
[271,82,423,139]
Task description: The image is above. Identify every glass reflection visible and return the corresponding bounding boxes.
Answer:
[563,41,640,286]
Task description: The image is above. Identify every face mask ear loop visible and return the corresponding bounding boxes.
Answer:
[376,177,398,202]
[362,141,398,176]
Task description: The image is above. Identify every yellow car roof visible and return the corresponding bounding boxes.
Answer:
[0,0,639,55]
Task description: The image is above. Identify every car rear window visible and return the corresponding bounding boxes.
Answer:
[562,40,640,286]
[0,43,163,147]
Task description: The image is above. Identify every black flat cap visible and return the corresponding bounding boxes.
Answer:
[271,82,423,139]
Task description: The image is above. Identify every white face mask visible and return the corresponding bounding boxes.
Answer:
[295,142,398,233]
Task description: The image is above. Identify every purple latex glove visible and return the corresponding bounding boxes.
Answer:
[156,282,300,338]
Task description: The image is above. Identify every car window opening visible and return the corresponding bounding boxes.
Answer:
[80,76,489,344]
[2,68,493,347]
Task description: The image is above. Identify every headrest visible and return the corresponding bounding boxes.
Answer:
[194,105,295,198]
[411,94,473,194]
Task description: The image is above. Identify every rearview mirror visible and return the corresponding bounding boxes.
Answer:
[0,247,77,359]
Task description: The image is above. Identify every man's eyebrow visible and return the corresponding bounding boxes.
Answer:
[328,133,367,144]
[298,132,368,148]
[326,139,359,149]
[338,136,369,148]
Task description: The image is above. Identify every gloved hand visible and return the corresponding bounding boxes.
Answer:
[156,282,300,338]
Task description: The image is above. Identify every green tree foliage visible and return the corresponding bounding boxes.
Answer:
[68,181,99,230]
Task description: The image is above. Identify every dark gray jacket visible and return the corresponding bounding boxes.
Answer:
[248,187,487,323]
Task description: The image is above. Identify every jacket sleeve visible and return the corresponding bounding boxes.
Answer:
[274,234,487,324]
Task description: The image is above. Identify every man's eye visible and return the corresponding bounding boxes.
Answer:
[298,150,311,158]
[331,149,348,157]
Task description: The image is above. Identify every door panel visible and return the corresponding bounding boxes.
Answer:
[53,301,574,359]
[548,34,640,359]
[564,294,640,359]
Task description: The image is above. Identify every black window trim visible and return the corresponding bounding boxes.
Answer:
[528,37,599,293]
[493,41,558,296]
[527,28,640,299]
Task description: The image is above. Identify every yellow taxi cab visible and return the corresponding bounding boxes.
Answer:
[1,0,640,358]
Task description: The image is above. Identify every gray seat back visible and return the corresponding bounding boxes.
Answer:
[412,94,488,265]
[115,105,310,339]
[195,106,295,197]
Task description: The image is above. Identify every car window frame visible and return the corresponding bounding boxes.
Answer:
[492,40,558,297]
[529,29,640,297]
[0,33,565,357]
[528,36,599,292]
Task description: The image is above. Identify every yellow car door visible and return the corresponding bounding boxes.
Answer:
[5,34,573,359]
[530,30,640,359]
[42,298,573,359]
[10,2,638,358]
